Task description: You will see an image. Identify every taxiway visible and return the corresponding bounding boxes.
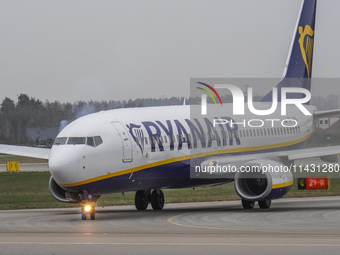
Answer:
[0,196,339,255]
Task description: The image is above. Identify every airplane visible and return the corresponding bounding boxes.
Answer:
[1,0,339,220]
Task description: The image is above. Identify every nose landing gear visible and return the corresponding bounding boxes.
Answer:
[80,191,99,220]
[81,203,96,220]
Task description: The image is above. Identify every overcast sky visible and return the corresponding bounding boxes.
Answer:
[1,0,340,103]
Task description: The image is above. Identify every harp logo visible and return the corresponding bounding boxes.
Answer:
[126,123,145,155]
[298,25,314,78]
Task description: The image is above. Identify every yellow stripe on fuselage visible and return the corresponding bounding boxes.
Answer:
[60,133,312,188]
[272,180,294,189]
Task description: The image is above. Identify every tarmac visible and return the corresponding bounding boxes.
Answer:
[0,196,340,255]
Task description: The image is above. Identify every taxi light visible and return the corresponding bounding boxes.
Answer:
[84,205,92,212]
[208,161,217,166]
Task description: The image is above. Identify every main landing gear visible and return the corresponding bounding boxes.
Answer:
[241,199,271,210]
[135,189,164,211]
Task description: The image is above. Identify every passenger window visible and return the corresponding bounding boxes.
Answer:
[164,135,168,143]
[145,137,148,145]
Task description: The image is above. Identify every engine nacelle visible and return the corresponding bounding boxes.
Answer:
[234,159,293,202]
[49,177,81,203]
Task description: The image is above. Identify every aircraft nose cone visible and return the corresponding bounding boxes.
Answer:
[49,147,79,184]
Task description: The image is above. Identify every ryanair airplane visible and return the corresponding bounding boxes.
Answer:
[1,0,339,220]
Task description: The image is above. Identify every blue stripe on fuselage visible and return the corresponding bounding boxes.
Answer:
[67,139,307,195]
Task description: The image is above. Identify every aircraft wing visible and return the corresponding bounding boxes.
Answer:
[0,144,50,160]
[313,109,340,119]
[277,146,340,161]
[200,145,340,166]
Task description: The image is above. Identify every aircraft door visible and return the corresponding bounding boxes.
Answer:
[112,121,133,163]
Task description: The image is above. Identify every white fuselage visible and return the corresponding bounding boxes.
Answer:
[48,103,316,194]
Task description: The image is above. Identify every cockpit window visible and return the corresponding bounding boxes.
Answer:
[94,136,103,146]
[54,137,67,145]
[67,137,86,145]
[86,137,95,147]
[54,136,103,147]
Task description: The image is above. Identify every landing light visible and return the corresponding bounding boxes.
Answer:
[84,205,92,212]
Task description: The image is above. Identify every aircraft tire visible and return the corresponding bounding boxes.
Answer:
[151,189,164,210]
[258,199,271,209]
[242,199,255,209]
[81,212,87,220]
[135,190,151,210]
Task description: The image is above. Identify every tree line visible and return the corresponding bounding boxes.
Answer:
[0,94,191,145]
[0,93,338,146]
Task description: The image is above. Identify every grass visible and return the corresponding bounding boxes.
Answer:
[0,172,73,210]
[1,171,340,210]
